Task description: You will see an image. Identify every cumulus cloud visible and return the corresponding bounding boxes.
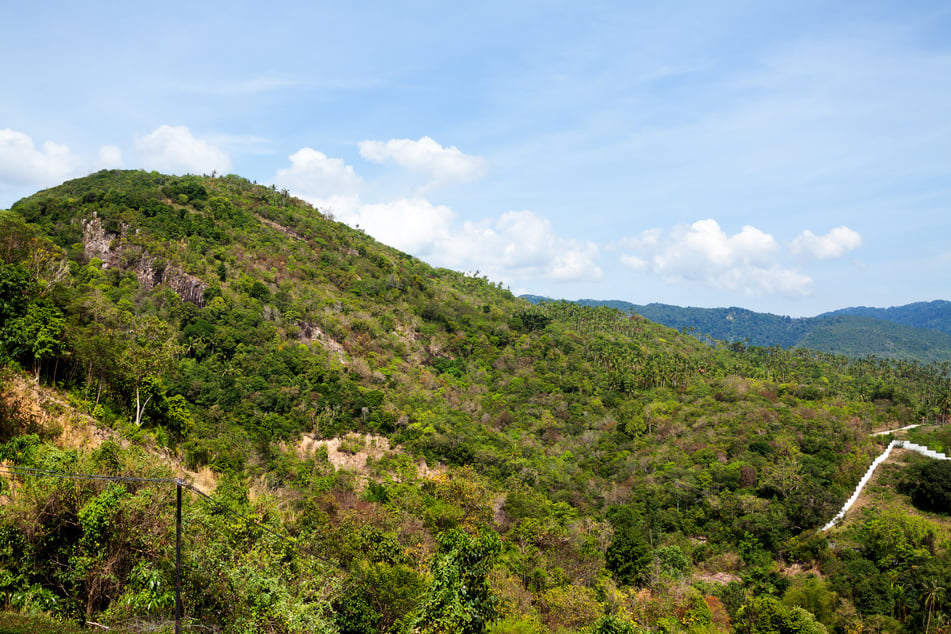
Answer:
[791,226,862,259]
[619,219,813,297]
[343,198,455,254]
[358,136,487,189]
[275,144,598,285]
[134,125,231,175]
[0,130,128,203]
[330,199,602,284]
[274,148,362,213]
[0,128,78,186]
[432,211,602,283]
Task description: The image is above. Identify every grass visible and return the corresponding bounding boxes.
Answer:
[0,612,176,633]
[0,613,87,634]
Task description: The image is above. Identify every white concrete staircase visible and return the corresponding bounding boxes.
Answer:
[821,439,949,531]
[897,441,949,461]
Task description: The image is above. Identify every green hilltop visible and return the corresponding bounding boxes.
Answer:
[1,170,950,633]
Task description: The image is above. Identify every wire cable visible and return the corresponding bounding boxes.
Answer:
[0,463,345,572]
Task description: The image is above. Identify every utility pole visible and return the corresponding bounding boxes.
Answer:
[176,479,183,634]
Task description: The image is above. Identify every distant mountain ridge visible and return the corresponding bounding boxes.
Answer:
[821,300,951,336]
[520,296,951,363]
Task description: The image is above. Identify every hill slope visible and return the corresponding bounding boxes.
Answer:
[820,300,951,336]
[2,170,950,633]
[523,297,951,363]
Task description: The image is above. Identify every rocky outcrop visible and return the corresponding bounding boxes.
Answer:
[81,213,121,268]
[164,268,206,306]
[80,212,207,306]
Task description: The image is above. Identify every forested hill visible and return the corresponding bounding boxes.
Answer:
[2,170,951,633]
[520,297,951,363]
[819,300,951,335]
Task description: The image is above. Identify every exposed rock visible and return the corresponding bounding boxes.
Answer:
[292,432,444,483]
[307,323,347,363]
[81,213,120,268]
[162,266,206,306]
[80,212,206,306]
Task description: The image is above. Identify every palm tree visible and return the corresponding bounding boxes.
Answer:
[924,578,945,634]
[891,582,908,623]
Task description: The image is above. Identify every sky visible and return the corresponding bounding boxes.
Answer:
[2,1,949,317]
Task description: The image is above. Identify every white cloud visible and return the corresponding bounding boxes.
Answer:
[274,147,362,206]
[620,254,648,271]
[652,220,778,275]
[331,201,602,284]
[0,128,78,186]
[276,146,599,285]
[358,136,487,189]
[273,147,364,218]
[0,130,127,202]
[310,194,363,220]
[134,125,231,175]
[98,145,123,168]
[619,219,813,297]
[346,198,455,254]
[433,210,602,283]
[791,226,862,259]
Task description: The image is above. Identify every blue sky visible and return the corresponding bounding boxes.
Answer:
[2,1,949,316]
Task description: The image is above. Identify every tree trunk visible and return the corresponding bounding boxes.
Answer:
[135,385,154,426]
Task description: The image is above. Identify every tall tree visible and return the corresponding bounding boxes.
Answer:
[117,314,181,426]
[8,299,66,381]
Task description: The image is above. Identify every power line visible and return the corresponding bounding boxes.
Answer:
[0,462,350,631]
[0,464,341,568]
[0,464,180,485]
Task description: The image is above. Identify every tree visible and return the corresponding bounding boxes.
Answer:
[0,263,35,323]
[414,529,502,634]
[8,299,66,381]
[829,558,893,617]
[117,314,181,426]
[901,461,951,514]
[71,296,124,405]
[734,595,828,634]
[783,575,835,628]
[605,523,651,586]
[923,579,945,634]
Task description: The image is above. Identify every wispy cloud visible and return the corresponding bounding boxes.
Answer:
[181,76,307,96]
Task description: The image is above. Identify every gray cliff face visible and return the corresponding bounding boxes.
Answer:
[81,212,207,306]
[81,213,118,267]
